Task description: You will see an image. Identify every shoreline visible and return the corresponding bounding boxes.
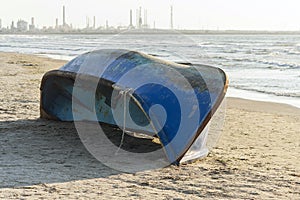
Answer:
[1,51,299,110]
[227,87,300,109]
[3,51,299,109]
[226,97,300,115]
[0,52,299,198]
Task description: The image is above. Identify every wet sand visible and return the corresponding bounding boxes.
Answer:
[0,52,299,199]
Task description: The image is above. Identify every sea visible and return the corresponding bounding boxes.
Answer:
[0,33,299,108]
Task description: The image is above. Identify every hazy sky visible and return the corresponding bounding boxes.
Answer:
[1,0,300,30]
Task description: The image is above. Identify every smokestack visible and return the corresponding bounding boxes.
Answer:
[93,16,96,29]
[170,6,173,29]
[31,17,34,26]
[136,9,139,28]
[129,9,133,27]
[55,18,58,29]
[0,19,2,29]
[86,17,90,28]
[63,5,66,27]
[139,7,142,28]
[106,20,109,30]
[144,9,148,28]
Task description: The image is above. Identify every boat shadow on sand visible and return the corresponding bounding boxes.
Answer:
[0,118,161,188]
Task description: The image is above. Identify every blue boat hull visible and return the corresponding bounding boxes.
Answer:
[40,49,228,164]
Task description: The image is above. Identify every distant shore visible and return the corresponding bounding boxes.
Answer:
[1,29,300,35]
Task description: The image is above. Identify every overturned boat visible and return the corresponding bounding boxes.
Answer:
[40,49,228,166]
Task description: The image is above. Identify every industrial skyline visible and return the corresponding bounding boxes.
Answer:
[1,1,300,33]
[0,5,176,33]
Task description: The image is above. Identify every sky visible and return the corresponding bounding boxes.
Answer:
[0,0,300,30]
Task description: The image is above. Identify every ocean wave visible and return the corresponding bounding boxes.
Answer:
[148,53,170,57]
[201,56,300,71]
[1,34,300,102]
[231,58,254,63]
[231,85,300,98]
[198,42,214,46]
[273,42,295,47]
[251,49,271,55]
[285,50,300,55]
[225,57,300,70]
[0,45,14,48]
[36,52,80,57]
[259,60,300,70]
[223,49,238,54]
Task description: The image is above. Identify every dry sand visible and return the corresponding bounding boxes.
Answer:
[0,52,299,199]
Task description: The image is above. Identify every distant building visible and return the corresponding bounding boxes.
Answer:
[17,20,28,32]
[0,19,2,29]
[29,17,35,31]
[11,21,16,32]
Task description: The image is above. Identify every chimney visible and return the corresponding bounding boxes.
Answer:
[136,9,139,28]
[86,17,90,28]
[129,9,133,27]
[170,6,173,29]
[31,17,34,26]
[93,16,96,29]
[63,5,66,27]
[144,9,148,27]
[139,7,142,28]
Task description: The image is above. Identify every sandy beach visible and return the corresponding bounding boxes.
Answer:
[0,52,299,199]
